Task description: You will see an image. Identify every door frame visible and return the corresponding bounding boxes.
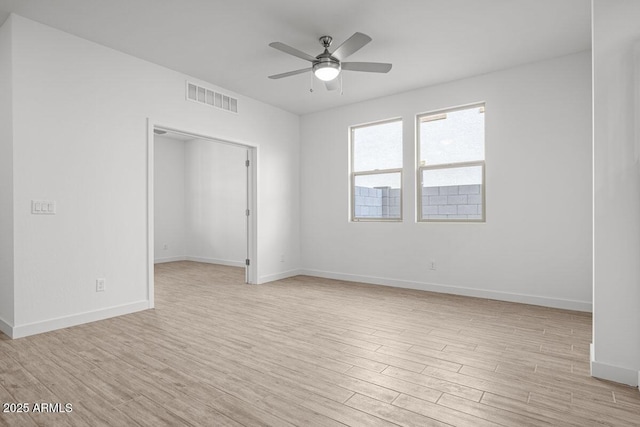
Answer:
[146,119,258,308]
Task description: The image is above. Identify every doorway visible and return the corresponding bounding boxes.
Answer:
[146,124,257,308]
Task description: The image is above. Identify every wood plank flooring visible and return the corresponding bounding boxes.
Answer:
[1,261,639,426]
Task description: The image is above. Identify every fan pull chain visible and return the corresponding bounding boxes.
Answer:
[309,71,314,93]
[340,73,344,95]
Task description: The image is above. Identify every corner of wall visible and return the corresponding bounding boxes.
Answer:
[0,317,13,338]
[0,13,15,332]
[592,0,640,390]
[591,342,640,388]
[590,358,639,388]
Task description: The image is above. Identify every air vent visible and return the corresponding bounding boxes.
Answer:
[186,81,238,113]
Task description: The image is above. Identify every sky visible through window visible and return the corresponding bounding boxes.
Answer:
[352,107,484,189]
[420,106,484,186]
[352,120,402,188]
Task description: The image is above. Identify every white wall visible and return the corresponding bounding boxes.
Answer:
[0,16,14,336]
[185,138,247,267]
[153,136,186,263]
[592,0,640,387]
[6,14,300,337]
[153,136,248,267]
[300,51,592,311]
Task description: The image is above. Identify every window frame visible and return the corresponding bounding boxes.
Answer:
[416,103,486,223]
[350,118,403,222]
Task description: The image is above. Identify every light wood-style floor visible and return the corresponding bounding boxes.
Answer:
[1,261,639,426]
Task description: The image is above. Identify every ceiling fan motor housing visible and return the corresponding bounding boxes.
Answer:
[313,39,341,81]
[319,35,333,48]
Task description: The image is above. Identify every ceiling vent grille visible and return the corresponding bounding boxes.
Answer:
[186,81,238,113]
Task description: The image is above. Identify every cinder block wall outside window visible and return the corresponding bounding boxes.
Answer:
[354,186,400,218]
[354,185,482,219]
[421,184,482,219]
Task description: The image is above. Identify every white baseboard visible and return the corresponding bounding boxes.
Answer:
[258,269,303,284]
[0,316,13,338]
[186,256,246,268]
[591,358,639,387]
[154,256,245,268]
[590,343,640,388]
[299,269,592,312]
[154,256,187,264]
[11,300,150,339]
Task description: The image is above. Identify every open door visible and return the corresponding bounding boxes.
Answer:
[244,147,257,284]
[245,150,250,283]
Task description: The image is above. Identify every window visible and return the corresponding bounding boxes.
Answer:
[417,104,485,222]
[350,119,403,221]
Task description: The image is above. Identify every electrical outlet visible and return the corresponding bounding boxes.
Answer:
[429,260,436,270]
[280,254,285,263]
[96,278,106,292]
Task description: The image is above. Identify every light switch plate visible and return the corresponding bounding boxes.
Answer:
[31,200,56,214]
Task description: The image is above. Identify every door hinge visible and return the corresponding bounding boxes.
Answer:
[245,160,250,167]
[245,259,250,266]
[246,209,250,216]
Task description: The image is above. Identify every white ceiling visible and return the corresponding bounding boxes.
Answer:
[0,0,591,115]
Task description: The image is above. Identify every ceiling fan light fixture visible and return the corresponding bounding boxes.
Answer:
[268,32,391,88]
[313,61,340,81]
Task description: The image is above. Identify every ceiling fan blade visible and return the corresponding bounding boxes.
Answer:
[268,68,312,79]
[324,79,340,91]
[331,32,372,61]
[269,42,317,62]
[341,62,392,73]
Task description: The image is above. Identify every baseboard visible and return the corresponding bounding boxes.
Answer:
[154,256,246,268]
[258,269,303,284]
[0,316,13,338]
[591,358,639,387]
[185,256,245,268]
[154,256,187,264]
[11,300,150,339]
[299,269,592,312]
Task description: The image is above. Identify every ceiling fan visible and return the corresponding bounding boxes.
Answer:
[268,32,392,90]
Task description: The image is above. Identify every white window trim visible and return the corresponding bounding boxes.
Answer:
[417,161,486,222]
[416,103,486,223]
[351,169,404,222]
[350,118,403,222]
